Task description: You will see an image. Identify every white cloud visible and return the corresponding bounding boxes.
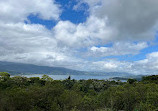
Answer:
[89,42,148,57]
[53,16,114,48]
[134,52,158,74]
[0,20,157,74]
[0,0,61,23]
[80,0,158,40]
[0,22,72,67]
[0,0,72,69]
[55,0,158,49]
[93,61,118,70]
[81,52,158,74]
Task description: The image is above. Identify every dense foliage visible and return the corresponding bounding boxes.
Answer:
[0,72,158,111]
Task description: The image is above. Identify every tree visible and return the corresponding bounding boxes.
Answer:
[127,78,137,84]
[142,75,158,84]
[41,75,53,82]
[0,72,10,81]
[67,75,71,80]
[11,76,29,86]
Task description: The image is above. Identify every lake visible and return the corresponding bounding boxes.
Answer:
[17,74,117,80]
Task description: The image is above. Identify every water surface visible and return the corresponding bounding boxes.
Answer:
[18,74,117,80]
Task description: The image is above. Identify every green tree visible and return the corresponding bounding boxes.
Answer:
[41,75,53,82]
[0,72,10,81]
[127,78,137,84]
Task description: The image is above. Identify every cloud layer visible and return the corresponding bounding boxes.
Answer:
[0,0,158,74]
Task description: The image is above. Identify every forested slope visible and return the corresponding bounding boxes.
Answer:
[0,72,158,111]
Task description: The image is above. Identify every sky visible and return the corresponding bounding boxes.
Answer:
[1,0,158,75]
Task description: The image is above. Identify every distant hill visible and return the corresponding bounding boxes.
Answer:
[0,61,134,77]
[0,61,84,75]
[112,75,144,81]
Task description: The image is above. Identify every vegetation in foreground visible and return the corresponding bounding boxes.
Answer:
[0,72,158,111]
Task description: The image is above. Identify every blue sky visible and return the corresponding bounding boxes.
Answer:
[27,0,88,29]
[1,0,158,74]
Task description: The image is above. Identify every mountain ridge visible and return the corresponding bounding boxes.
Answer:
[0,61,133,77]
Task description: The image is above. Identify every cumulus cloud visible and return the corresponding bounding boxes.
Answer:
[53,16,114,48]
[88,51,158,75]
[0,0,78,69]
[0,0,61,23]
[61,0,158,49]
[90,60,133,73]
[89,42,148,57]
[79,52,158,75]
[81,0,158,40]
[134,52,158,74]
[0,22,60,64]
